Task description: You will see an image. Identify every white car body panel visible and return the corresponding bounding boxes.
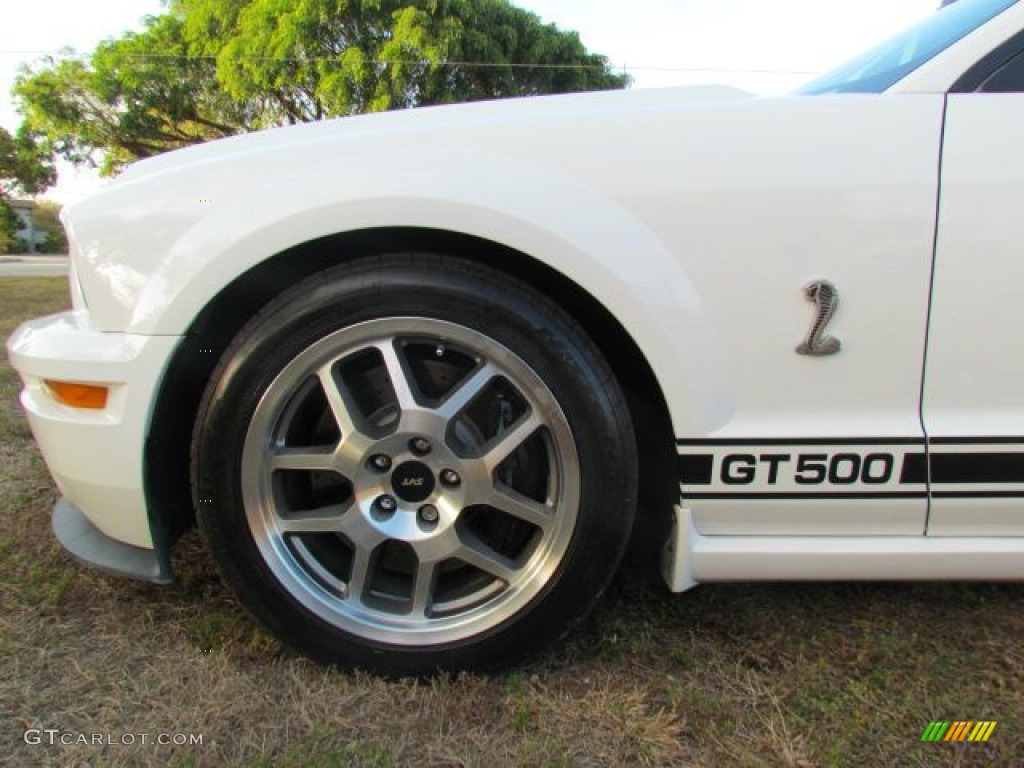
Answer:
[8,0,1024,592]
[72,93,943,437]
[52,91,945,545]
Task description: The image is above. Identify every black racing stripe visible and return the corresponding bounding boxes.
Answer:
[674,437,925,446]
[929,436,1024,445]
[929,452,1024,484]
[933,491,1024,498]
[673,440,1024,491]
[679,491,927,500]
[900,453,928,484]
[677,454,713,485]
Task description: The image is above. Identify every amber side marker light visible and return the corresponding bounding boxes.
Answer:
[45,380,109,410]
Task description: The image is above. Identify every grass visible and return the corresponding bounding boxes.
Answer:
[2,277,1022,766]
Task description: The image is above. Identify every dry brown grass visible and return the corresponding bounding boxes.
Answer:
[2,277,1022,766]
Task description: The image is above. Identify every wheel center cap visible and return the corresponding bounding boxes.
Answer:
[391,461,436,503]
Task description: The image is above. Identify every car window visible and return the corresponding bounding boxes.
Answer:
[800,0,1019,94]
[977,47,1024,90]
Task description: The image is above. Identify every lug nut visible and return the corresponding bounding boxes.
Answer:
[369,454,392,472]
[409,437,432,456]
[375,495,397,514]
[368,454,391,473]
[440,469,461,487]
[418,504,440,524]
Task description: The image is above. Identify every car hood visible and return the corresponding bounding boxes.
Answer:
[116,85,751,185]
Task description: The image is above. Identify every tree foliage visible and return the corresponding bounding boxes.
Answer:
[0,124,56,198]
[15,1,628,173]
[181,0,628,120]
[30,200,69,254]
[0,124,60,253]
[0,123,55,253]
[15,15,260,175]
[0,202,19,254]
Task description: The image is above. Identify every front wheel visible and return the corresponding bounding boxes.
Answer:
[192,255,637,675]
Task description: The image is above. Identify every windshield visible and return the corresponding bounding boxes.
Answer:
[800,0,1018,94]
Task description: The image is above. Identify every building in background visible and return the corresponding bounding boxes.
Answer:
[9,199,45,253]
[2,198,66,254]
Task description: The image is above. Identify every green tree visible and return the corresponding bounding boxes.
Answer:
[16,1,627,173]
[0,202,19,254]
[0,124,56,197]
[31,200,68,254]
[181,0,628,120]
[15,14,259,175]
[0,124,55,254]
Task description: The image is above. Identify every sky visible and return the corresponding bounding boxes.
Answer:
[1,0,939,204]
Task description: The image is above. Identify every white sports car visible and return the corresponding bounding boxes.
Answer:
[8,0,1024,675]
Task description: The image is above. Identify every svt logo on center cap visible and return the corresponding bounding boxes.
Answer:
[391,461,436,503]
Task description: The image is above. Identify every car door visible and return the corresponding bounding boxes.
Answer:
[923,45,1024,535]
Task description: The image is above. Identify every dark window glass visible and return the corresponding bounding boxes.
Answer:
[979,49,1024,90]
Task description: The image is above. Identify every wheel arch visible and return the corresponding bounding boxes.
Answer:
[145,227,678,572]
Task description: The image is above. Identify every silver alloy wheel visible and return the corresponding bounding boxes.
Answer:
[241,318,580,646]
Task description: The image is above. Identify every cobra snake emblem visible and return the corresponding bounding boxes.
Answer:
[796,280,841,357]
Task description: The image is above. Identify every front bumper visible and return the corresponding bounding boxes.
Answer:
[7,310,182,554]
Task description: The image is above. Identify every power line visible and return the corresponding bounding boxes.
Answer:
[0,49,821,76]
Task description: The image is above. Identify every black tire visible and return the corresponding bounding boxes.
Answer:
[191,254,637,675]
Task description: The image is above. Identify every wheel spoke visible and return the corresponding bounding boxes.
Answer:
[377,341,419,413]
[435,363,496,421]
[317,364,361,439]
[455,538,518,583]
[346,546,374,602]
[482,411,542,472]
[275,503,350,534]
[486,486,553,530]
[338,509,386,550]
[269,447,337,472]
[409,559,439,617]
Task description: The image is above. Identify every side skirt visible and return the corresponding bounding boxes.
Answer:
[662,505,1024,592]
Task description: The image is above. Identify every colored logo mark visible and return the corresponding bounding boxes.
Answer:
[921,721,997,742]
